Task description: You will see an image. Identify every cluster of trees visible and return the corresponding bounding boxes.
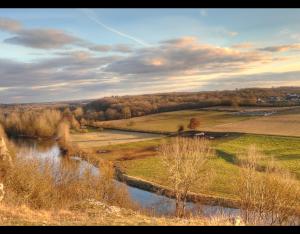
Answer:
[82,87,300,122]
[0,108,62,138]
[0,106,84,138]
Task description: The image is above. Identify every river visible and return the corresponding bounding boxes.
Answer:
[11,137,240,218]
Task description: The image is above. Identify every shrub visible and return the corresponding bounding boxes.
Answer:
[4,151,136,210]
[235,145,300,225]
[187,118,201,130]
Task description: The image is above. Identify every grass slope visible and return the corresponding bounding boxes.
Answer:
[101,110,253,133]
[102,108,300,137]
[119,134,300,199]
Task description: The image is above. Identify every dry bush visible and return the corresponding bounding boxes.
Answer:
[97,160,137,209]
[187,118,201,130]
[0,124,14,185]
[235,145,300,225]
[159,137,214,217]
[3,150,136,211]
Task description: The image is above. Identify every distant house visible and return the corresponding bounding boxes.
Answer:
[257,98,265,104]
[268,96,282,102]
[194,132,205,137]
[286,93,300,101]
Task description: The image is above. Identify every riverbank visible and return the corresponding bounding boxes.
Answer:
[115,166,240,209]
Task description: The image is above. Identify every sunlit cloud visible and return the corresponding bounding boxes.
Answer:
[259,43,300,52]
[232,42,254,49]
[105,37,272,76]
[1,9,300,103]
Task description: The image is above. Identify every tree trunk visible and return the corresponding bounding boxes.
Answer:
[175,195,185,218]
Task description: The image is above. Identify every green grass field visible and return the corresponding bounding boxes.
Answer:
[119,134,300,199]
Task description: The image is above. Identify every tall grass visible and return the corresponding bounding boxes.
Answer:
[3,150,137,211]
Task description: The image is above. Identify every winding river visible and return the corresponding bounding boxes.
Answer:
[11,137,240,218]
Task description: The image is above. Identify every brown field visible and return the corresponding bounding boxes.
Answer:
[203,112,300,137]
[201,106,299,112]
[99,107,300,137]
[70,129,164,149]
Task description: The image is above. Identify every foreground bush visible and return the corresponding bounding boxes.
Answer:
[235,145,300,225]
[3,151,136,210]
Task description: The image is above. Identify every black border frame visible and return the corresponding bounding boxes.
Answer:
[0,1,300,233]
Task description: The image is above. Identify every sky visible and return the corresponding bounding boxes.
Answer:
[0,8,300,103]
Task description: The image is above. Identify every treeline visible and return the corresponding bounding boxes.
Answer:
[83,87,300,121]
[1,87,299,137]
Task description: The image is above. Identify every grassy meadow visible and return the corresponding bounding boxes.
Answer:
[70,108,300,202]
[100,107,300,137]
[117,134,300,199]
[100,109,254,133]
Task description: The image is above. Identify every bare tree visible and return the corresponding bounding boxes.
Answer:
[159,137,214,217]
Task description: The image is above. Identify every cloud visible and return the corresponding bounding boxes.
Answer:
[199,70,300,91]
[0,34,295,104]
[0,16,135,52]
[89,45,112,52]
[4,29,82,49]
[259,44,300,52]
[0,17,22,32]
[89,44,133,53]
[113,44,133,53]
[0,17,83,49]
[232,42,254,49]
[0,52,120,88]
[105,36,272,76]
